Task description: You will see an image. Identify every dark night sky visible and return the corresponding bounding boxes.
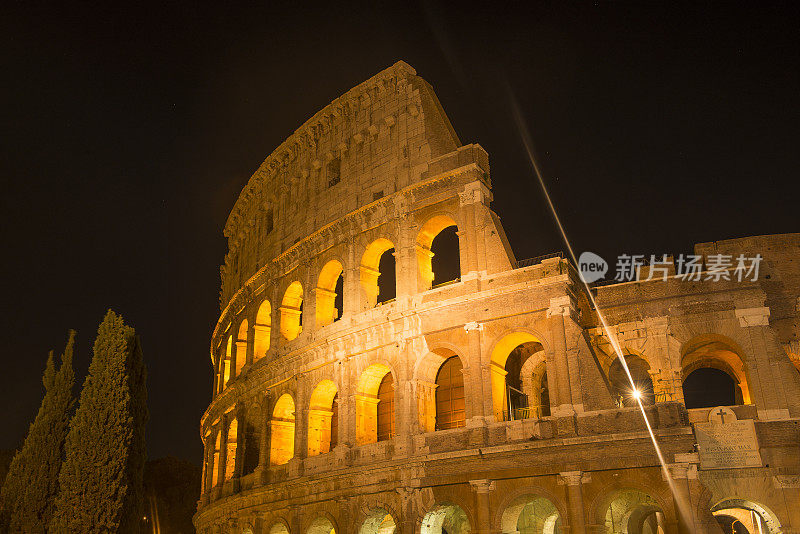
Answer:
[1,2,797,465]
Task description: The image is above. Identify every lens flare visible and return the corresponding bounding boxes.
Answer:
[507,85,693,526]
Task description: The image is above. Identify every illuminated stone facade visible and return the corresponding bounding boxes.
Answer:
[195,62,800,534]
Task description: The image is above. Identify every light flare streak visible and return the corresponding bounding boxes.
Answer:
[507,88,693,526]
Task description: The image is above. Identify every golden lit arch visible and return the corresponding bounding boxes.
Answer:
[280,281,303,341]
[308,379,339,456]
[235,319,248,376]
[223,336,233,387]
[254,299,271,361]
[211,428,221,487]
[306,516,337,534]
[489,332,544,421]
[416,348,466,433]
[270,393,296,466]
[361,238,394,308]
[224,417,238,480]
[416,214,459,290]
[355,363,394,445]
[268,520,290,534]
[681,334,752,406]
[316,260,344,327]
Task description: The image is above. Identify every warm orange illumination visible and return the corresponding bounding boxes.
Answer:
[489,332,541,421]
[270,394,295,466]
[316,260,343,327]
[235,320,248,376]
[253,299,271,360]
[224,417,238,480]
[355,363,393,445]
[279,282,303,341]
[416,215,458,290]
[435,356,465,430]
[360,238,394,309]
[307,379,338,456]
[223,336,233,387]
[211,430,221,487]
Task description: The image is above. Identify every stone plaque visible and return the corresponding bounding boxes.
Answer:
[695,413,762,469]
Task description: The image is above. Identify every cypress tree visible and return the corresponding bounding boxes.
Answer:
[0,331,75,533]
[49,310,148,533]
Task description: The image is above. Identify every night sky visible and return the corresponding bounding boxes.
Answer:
[2,2,797,465]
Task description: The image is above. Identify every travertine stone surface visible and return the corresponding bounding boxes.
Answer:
[195,63,800,534]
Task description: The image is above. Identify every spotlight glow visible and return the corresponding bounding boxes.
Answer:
[631,388,642,400]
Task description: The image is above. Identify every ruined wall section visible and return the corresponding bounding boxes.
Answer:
[219,61,462,308]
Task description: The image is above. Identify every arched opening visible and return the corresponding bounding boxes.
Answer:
[224,417,238,480]
[268,522,290,534]
[236,319,248,376]
[280,281,304,341]
[223,336,233,387]
[358,508,396,534]
[307,516,337,534]
[490,334,544,421]
[270,394,295,466]
[519,347,551,419]
[361,238,395,308]
[241,414,259,476]
[308,380,339,456]
[317,260,344,327]
[377,373,395,442]
[603,489,665,534]
[500,495,562,534]
[254,299,272,361]
[355,364,395,444]
[211,429,221,487]
[608,355,655,407]
[711,498,782,534]
[417,215,460,290]
[421,504,471,534]
[435,356,465,430]
[681,336,750,409]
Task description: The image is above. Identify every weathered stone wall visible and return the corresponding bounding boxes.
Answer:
[195,64,800,534]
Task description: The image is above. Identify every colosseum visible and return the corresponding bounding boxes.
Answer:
[194,61,800,534]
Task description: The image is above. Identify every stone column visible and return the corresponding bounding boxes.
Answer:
[559,471,588,533]
[256,394,271,485]
[215,417,229,494]
[235,340,247,375]
[465,321,490,423]
[548,296,575,417]
[469,479,495,534]
[666,462,720,534]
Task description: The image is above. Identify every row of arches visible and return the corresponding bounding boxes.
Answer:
[240,490,783,534]
[210,332,758,483]
[215,221,460,394]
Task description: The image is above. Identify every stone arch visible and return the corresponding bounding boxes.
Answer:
[499,494,563,534]
[680,334,751,408]
[236,319,249,375]
[308,379,339,456]
[420,502,473,534]
[280,281,304,341]
[210,428,221,487]
[361,238,396,308]
[590,485,670,534]
[317,259,344,327]
[355,363,395,445]
[254,299,272,361]
[415,348,467,432]
[358,507,398,534]
[267,518,291,534]
[608,353,655,407]
[224,416,238,480]
[270,393,296,466]
[223,335,234,387]
[711,497,782,534]
[305,513,338,534]
[519,350,550,418]
[417,213,460,290]
[488,331,547,422]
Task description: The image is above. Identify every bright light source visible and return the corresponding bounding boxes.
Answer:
[631,388,642,400]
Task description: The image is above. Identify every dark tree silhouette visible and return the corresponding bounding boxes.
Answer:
[0,331,75,533]
[49,311,148,533]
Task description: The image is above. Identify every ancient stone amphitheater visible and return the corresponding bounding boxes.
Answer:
[194,62,800,534]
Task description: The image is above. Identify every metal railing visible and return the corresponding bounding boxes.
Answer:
[513,251,564,269]
[496,405,545,422]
